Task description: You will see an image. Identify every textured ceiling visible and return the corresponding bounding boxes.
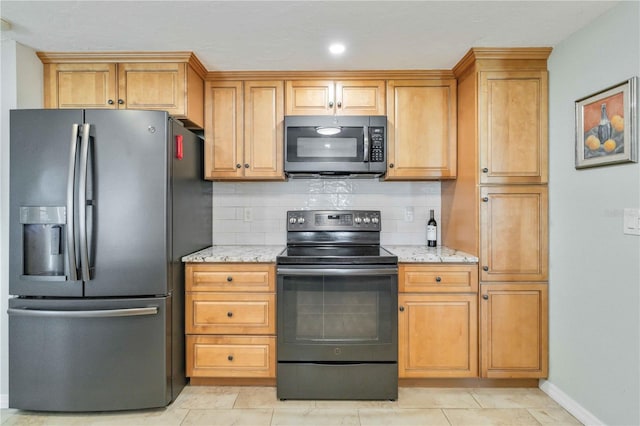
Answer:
[0,1,619,71]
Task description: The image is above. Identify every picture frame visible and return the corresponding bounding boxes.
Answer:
[575,76,637,169]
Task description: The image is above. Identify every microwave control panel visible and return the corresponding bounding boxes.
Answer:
[369,127,385,162]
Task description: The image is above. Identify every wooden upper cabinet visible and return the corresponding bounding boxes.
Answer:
[285,80,385,115]
[44,63,118,109]
[205,81,244,180]
[39,52,206,128]
[244,81,284,179]
[386,79,457,180]
[205,80,284,181]
[480,283,548,378]
[117,63,186,115]
[479,70,548,184]
[480,185,548,282]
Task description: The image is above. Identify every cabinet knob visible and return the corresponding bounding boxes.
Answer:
[482,266,489,271]
[482,168,488,173]
[482,197,489,202]
[117,99,124,105]
[227,355,234,361]
[236,164,242,169]
[107,99,114,105]
[328,101,334,108]
[227,311,233,317]
[337,101,342,108]
[399,306,405,312]
[482,294,489,300]
[435,276,442,283]
[244,163,250,168]
[227,276,233,282]
[389,163,394,168]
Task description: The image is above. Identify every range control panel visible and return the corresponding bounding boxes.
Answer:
[287,210,381,231]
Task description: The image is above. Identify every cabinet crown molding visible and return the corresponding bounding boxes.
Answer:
[37,51,207,78]
[206,69,455,81]
[453,47,553,77]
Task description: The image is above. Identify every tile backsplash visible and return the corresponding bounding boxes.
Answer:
[211,179,441,246]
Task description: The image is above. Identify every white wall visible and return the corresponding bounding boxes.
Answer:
[546,2,640,425]
[0,40,43,409]
[211,180,441,246]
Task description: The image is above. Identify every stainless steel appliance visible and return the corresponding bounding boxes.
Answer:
[284,115,387,177]
[8,109,212,411]
[276,210,398,400]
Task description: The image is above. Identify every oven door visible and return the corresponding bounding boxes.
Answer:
[277,265,398,362]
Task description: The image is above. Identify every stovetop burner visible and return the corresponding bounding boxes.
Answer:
[277,245,397,265]
[277,210,397,265]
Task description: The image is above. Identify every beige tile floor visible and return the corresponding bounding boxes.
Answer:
[0,386,582,425]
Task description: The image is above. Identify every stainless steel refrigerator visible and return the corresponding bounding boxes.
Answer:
[8,109,212,411]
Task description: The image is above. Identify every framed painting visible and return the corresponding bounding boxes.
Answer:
[575,76,637,169]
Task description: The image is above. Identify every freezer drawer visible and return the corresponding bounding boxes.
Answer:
[8,297,171,412]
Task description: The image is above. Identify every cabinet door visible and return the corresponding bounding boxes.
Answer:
[118,63,186,116]
[335,80,386,115]
[285,80,334,115]
[204,81,244,179]
[398,294,477,378]
[386,79,457,179]
[479,71,548,184]
[480,283,548,378]
[244,81,285,179]
[44,63,117,109]
[480,185,548,281]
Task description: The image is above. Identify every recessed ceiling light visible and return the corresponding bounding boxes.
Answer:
[329,43,346,55]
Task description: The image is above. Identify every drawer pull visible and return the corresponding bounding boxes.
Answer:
[226,276,233,282]
[399,306,405,312]
[227,355,234,361]
[227,311,233,317]
[435,276,442,283]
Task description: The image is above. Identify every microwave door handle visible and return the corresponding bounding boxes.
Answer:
[363,125,369,162]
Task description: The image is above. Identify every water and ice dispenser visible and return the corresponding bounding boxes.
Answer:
[20,206,66,279]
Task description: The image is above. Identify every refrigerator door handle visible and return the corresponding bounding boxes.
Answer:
[7,307,159,318]
[78,123,91,281]
[66,123,80,281]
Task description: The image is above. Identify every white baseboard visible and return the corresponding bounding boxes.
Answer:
[539,379,604,426]
[0,393,7,409]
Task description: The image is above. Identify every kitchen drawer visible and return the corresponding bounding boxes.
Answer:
[399,264,478,293]
[186,263,275,292]
[187,335,276,378]
[186,292,275,334]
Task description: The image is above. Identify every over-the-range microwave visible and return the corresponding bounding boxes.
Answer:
[284,115,387,177]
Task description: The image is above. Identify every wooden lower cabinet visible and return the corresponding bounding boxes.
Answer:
[399,293,478,378]
[187,335,276,378]
[185,263,276,381]
[480,283,548,378]
[398,263,478,378]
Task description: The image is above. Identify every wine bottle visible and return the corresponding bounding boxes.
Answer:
[597,103,612,143]
[427,209,437,247]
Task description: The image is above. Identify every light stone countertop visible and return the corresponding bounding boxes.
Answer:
[384,245,478,263]
[182,245,285,263]
[183,245,478,263]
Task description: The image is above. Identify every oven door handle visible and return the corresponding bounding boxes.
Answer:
[277,267,398,276]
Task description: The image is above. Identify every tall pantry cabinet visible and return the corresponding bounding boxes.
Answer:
[442,48,552,378]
